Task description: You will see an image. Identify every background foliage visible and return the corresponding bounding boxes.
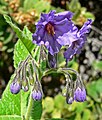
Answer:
[0,0,102,120]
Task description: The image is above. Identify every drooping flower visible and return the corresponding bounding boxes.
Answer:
[32,74,43,101]
[64,19,92,63]
[32,90,42,101]
[10,82,21,94]
[74,87,86,102]
[32,10,78,55]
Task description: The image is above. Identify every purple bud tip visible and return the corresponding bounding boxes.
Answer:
[22,86,29,92]
[10,82,21,94]
[32,90,42,101]
[67,97,74,104]
[74,87,86,102]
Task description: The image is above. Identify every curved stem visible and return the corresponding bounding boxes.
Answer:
[25,90,33,120]
[61,68,78,76]
[43,68,57,77]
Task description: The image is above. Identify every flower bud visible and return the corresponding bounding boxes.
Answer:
[48,52,56,68]
[10,82,21,94]
[74,87,86,102]
[22,85,29,92]
[22,78,29,92]
[32,90,42,101]
[66,97,74,104]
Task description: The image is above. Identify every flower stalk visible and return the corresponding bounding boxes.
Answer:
[25,88,33,120]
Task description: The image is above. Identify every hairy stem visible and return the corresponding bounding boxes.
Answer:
[25,90,33,120]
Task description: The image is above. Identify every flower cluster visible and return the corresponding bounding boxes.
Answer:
[32,10,92,103]
[10,10,92,104]
[62,68,86,104]
[10,56,43,101]
[32,10,92,63]
[74,87,86,102]
[66,87,86,104]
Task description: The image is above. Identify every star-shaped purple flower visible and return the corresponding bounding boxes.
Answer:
[32,10,77,55]
[64,19,92,63]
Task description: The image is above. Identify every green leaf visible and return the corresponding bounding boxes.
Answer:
[54,94,65,109]
[68,0,81,12]
[4,15,35,67]
[24,0,37,10]
[82,109,91,120]
[24,0,51,13]
[31,101,42,120]
[4,15,22,39]
[4,15,36,68]
[14,30,36,67]
[76,102,87,113]
[0,74,30,119]
[75,113,81,120]
[96,79,102,94]
[71,61,79,71]
[43,97,54,113]
[87,82,98,101]
[33,0,51,13]
[14,39,29,68]
[92,60,102,71]
[92,78,102,101]
[34,46,40,62]
[48,119,64,120]
[84,12,95,20]
[0,116,21,120]
[86,80,102,102]
[51,109,61,118]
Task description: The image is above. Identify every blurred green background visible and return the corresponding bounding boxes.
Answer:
[0,0,102,119]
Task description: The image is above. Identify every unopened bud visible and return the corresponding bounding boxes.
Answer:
[74,87,86,102]
[10,82,21,94]
[22,78,29,92]
[48,52,56,68]
[32,90,42,101]
[66,97,74,104]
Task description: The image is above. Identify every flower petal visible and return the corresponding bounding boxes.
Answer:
[54,18,73,36]
[77,19,92,37]
[55,11,73,21]
[64,45,75,62]
[57,31,77,46]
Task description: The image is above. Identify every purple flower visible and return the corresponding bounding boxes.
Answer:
[10,82,21,94]
[64,19,92,62]
[74,87,86,102]
[32,10,77,55]
[77,19,92,37]
[32,90,42,101]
